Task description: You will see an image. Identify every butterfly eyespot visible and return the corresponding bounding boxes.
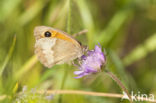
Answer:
[44,31,52,37]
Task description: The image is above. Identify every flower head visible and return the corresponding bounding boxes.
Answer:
[74,44,106,78]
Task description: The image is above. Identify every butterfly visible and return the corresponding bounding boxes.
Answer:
[34,26,85,68]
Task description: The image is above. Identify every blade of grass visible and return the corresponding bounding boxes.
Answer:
[58,1,71,103]
[97,9,133,47]
[123,33,156,66]
[0,36,16,77]
[48,0,69,27]
[43,0,59,25]
[39,65,61,83]
[14,55,38,80]
[0,0,21,22]
[12,82,18,94]
[19,0,48,26]
[67,0,71,34]
[76,0,95,48]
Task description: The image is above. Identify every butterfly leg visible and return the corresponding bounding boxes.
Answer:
[72,61,79,68]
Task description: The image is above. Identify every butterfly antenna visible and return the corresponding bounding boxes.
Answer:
[73,29,88,37]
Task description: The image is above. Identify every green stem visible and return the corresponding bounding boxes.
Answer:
[67,0,71,34]
[104,69,133,103]
[58,67,68,103]
[0,35,16,77]
[58,0,71,103]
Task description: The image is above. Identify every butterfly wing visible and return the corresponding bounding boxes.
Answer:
[34,26,83,68]
[52,38,83,64]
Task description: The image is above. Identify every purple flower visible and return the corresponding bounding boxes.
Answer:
[74,44,106,78]
[45,94,54,100]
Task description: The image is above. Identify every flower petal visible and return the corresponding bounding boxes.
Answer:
[74,44,106,78]
[74,71,84,75]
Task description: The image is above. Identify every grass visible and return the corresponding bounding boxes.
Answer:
[0,35,16,77]
[0,0,156,103]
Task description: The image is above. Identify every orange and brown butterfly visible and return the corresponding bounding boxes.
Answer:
[34,26,85,68]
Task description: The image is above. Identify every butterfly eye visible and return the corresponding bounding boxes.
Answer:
[44,31,51,37]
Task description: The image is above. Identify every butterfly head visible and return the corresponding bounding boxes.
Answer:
[34,26,58,40]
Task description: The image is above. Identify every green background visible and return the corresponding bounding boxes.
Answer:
[0,0,156,103]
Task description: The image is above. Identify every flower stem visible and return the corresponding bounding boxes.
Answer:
[58,0,71,103]
[67,0,71,34]
[37,90,156,102]
[104,69,133,103]
[58,66,68,103]
[1,90,156,102]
